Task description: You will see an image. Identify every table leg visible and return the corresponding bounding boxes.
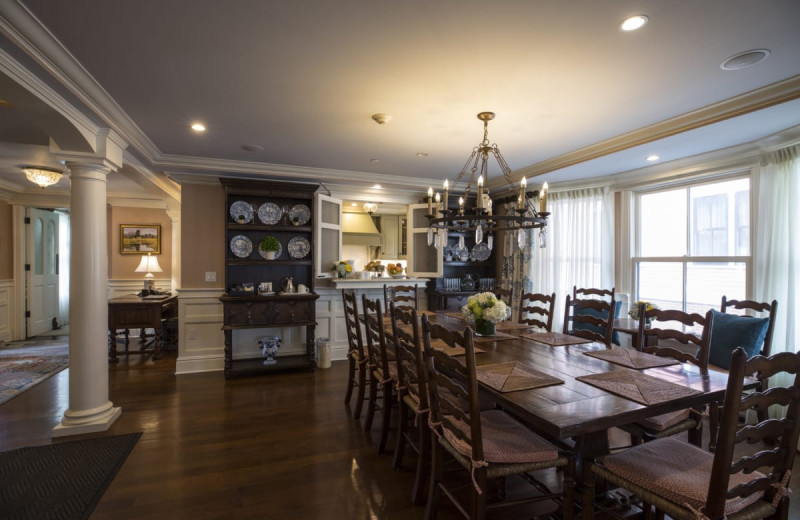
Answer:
[153,328,163,359]
[108,329,119,363]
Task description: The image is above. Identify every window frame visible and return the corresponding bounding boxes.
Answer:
[631,173,753,312]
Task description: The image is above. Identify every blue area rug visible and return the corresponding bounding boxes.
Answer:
[0,339,69,405]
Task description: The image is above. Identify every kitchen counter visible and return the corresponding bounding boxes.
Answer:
[330,277,429,289]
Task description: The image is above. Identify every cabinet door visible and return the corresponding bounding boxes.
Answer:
[406,203,443,277]
[314,193,342,279]
[380,215,399,259]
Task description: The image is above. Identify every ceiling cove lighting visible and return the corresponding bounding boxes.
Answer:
[620,15,648,31]
[22,166,63,189]
[425,112,549,251]
[190,122,206,132]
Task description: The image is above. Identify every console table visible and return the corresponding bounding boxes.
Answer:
[108,294,178,362]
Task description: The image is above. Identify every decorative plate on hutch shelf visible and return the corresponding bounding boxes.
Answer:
[229,235,253,258]
[288,204,311,226]
[229,201,254,224]
[257,202,282,225]
[287,236,311,259]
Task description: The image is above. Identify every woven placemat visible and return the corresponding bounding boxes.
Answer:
[495,321,535,331]
[444,312,465,319]
[583,348,679,370]
[472,330,518,343]
[518,331,592,346]
[576,371,701,406]
[476,361,564,393]
[429,339,485,357]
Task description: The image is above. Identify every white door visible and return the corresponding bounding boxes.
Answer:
[27,208,60,336]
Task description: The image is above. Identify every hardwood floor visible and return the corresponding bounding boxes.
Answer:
[1,350,798,519]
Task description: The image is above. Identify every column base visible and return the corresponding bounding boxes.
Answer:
[52,401,121,438]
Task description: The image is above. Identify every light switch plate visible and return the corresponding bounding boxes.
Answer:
[205,271,216,282]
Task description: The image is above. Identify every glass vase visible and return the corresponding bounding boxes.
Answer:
[475,318,496,337]
[336,264,348,278]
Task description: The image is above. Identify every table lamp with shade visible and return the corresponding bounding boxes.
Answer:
[135,253,162,292]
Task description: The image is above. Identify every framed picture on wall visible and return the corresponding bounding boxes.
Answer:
[120,224,161,254]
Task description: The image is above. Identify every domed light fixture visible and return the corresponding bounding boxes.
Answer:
[363,202,378,214]
[425,112,549,250]
[22,166,63,189]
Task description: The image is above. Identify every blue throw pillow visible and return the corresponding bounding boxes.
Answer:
[707,309,770,370]
[573,301,623,345]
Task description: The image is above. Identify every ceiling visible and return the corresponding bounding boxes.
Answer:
[1,0,799,202]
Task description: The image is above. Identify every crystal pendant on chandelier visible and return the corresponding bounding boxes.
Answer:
[539,229,547,248]
[487,234,494,251]
[475,225,483,244]
[427,227,433,246]
[434,233,441,249]
[517,228,525,250]
[458,235,465,250]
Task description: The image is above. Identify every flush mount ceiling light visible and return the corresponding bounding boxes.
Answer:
[190,122,206,132]
[371,113,391,125]
[721,49,770,70]
[363,202,378,214]
[619,15,648,31]
[22,166,63,189]
[425,112,549,251]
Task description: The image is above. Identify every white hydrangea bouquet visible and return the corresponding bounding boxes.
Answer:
[461,291,511,336]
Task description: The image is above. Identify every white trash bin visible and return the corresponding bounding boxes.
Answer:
[316,337,331,369]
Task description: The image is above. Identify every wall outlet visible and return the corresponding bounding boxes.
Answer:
[188,328,198,340]
[205,271,216,282]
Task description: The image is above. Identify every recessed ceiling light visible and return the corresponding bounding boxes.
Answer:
[647,154,660,162]
[373,184,382,190]
[241,144,264,152]
[620,15,648,31]
[416,153,428,158]
[370,158,380,163]
[351,202,358,207]
[190,122,206,132]
[721,49,770,70]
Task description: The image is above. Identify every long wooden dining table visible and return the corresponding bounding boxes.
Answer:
[406,311,754,519]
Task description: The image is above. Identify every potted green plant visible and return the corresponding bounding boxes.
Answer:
[259,236,280,260]
[292,216,300,226]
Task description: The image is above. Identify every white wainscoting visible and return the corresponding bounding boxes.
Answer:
[0,279,14,342]
[175,288,225,375]
[107,279,172,299]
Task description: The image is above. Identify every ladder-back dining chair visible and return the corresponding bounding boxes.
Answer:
[621,305,713,447]
[384,284,418,311]
[362,295,397,454]
[421,314,575,520]
[389,303,429,505]
[585,347,800,520]
[492,286,513,307]
[563,295,616,348]
[518,292,556,332]
[342,290,367,419]
[573,285,615,301]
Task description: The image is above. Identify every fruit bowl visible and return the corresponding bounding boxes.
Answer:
[391,274,406,279]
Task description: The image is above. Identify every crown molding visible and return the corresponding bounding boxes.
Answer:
[514,75,800,181]
[123,151,181,202]
[106,196,167,209]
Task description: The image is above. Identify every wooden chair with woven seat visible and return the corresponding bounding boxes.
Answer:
[584,346,800,520]
[708,296,778,451]
[384,284,418,311]
[563,295,616,348]
[492,287,513,307]
[421,314,575,520]
[362,295,398,454]
[342,290,368,419]
[389,303,430,505]
[620,304,714,448]
[518,292,556,332]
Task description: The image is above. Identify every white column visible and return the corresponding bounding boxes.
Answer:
[53,161,121,437]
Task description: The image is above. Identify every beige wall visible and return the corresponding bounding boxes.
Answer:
[108,206,173,280]
[181,183,224,288]
[0,200,12,279]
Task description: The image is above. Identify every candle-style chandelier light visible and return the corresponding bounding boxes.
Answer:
[425,112,549,250]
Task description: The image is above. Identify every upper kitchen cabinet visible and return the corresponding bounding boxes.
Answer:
[406,203,443,278]
[379,214,407,259]
[314,194,342,279]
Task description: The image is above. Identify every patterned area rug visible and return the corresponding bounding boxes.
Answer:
[0,432,141,520]
[0,339,69,406]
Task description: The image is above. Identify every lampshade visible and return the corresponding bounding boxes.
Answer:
[23,167,63,189]
[135,253,162,291]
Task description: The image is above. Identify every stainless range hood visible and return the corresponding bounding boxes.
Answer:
[342,213,381,246]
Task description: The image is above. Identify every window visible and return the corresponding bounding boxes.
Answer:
[634,177,750,314]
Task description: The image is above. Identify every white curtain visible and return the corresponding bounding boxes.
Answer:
[57,210,70,327]
[530,186,615,331]
[753,145,799,419]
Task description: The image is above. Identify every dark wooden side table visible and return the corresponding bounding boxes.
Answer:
[108,294,178,362]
